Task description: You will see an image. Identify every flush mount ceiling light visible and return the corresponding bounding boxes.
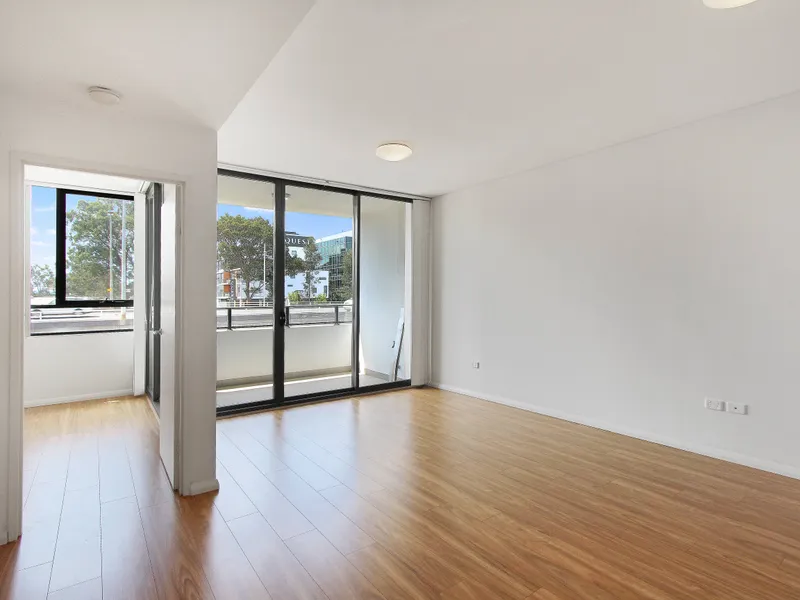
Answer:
[376,142,413,162]
[87,86,121,105]
[703,0,760,8]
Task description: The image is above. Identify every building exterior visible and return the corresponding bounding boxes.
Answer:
[316,231,353,300]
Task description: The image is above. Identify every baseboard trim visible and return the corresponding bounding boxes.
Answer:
[429,382,800,481]
[189,478,220,496]
[24,389,135,408]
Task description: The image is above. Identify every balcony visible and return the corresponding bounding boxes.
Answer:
[216,301,379,408]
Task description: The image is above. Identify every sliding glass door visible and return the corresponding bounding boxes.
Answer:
[281,185,355,399]
[216,174,275,409]
[358,195,411,386]
[216,170,413,414]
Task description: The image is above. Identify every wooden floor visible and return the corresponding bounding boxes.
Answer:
[2,389,800,599]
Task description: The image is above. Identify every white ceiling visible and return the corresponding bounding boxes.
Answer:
[219,0,800,197]
[0,0,314,128]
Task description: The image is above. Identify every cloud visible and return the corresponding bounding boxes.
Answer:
[244,207,273,213]
[34,204,55,212]
[46,229,56,236]
[30,226,38,236]
[31,240,49,247]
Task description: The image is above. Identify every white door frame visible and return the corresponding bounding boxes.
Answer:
[6,152,186,542]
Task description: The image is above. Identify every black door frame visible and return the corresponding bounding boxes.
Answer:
[216,168,412,417]
[145,183,162,405]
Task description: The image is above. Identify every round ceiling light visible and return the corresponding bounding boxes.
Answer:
[376,143,413,162]
[703,0,760,8]
[87,86,122,105]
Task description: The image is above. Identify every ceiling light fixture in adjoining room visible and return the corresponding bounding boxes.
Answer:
[376,142,413,162]
[87,86,122,105]
[703,0,761,8]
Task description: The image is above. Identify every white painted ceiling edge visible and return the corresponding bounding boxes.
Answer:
[219,0,800,197]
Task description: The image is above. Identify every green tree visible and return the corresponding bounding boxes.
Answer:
[288,290,302,304]
[31,264,55,297]
[329,249,353,302]
[314,293,327,303]
[217,215,308,301]
[217,214,273,301]
[66,198,134,299]
[301,240,323,299]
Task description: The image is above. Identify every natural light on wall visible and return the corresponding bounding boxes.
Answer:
[703,0,760,8]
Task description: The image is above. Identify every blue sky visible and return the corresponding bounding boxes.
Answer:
[30,186,57,271]
[217,204,352,240]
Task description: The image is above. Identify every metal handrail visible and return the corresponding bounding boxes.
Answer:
[216,303,351,331]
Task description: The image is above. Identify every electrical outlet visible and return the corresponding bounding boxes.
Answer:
[704,398,725,411]
[727,403,748,415]
[472,361,480,369]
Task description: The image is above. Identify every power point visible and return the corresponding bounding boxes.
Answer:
[727,403,748,415]
[472,361,480,369]
[704,398,725,412]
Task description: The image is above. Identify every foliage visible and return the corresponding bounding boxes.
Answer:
[288,290,302,304]
[66,198,134,299]
[314,293,327,303]
[329,249,353,302]
[217,214,315,300]
[342,248,352,285]
[31,264,55,297]
[301,240,323,299]
[217,214,273,301]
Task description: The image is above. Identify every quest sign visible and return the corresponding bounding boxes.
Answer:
[285,233,314,247]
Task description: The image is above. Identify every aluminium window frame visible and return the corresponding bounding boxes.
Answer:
[216,168,414,416]
[28,186,136,336]
[52,187,136,309]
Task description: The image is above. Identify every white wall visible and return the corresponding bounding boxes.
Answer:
[360,199,407,378]
[25,333,134,406]
[0,92,219,542]
[432,91,800,478]
[217,324,352,384]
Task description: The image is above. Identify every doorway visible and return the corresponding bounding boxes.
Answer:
[20,164,179,478]
[216,170,413,414]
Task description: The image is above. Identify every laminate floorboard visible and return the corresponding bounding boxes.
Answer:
[1,390,799,599]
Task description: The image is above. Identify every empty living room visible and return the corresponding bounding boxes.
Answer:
[2,0,799,598]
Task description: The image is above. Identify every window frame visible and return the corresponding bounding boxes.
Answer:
[53,187,135,309]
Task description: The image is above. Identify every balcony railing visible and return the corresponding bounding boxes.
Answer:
[216,302,352,330]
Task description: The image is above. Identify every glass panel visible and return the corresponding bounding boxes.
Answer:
[65,193,134,301]
[216,174,275,407]
[359,196,411,386]
[30,186,57,309]
[30,306,133,335]
[284,185,354,397]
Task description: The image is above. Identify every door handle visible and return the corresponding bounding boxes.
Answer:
[151,329,163,336]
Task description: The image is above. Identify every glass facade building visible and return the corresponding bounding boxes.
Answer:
[316,231,353,300]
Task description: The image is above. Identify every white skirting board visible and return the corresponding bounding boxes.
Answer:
[24,388,135,408]
[429,382,800,481]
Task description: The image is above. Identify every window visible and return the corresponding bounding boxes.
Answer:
[30,186,135,335]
